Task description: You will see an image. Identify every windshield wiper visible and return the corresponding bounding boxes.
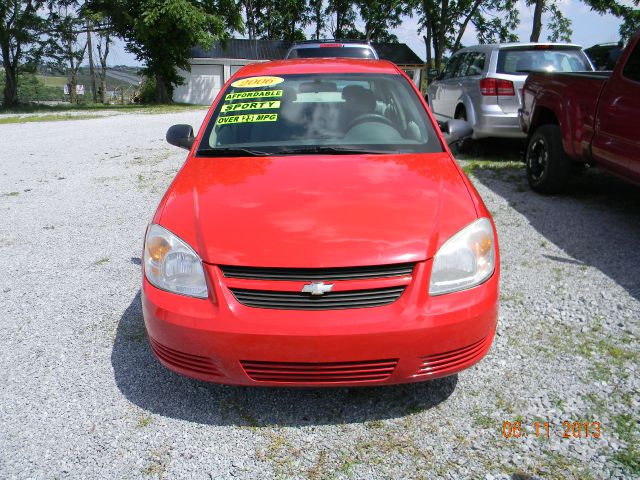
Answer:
[197,147,271,157]
[277,146,390,155]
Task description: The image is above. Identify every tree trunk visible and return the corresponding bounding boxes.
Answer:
[155,73,171,103]
[1,47,19,107]
[2,66,18,107]
[423,32,432,70]
[100,78,107,103]
[453,0,483,52]
[530,0,544,42]
[86,22,97,103]
[433,0,448,73]
[314,2,322,39]
[69,70,78,104]
[97,32,110,104]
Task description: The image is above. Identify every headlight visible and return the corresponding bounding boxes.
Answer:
[143,224,208,298]
[429,218,496,296]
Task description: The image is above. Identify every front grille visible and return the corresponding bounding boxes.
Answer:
[229,286,405,310]
[220,263,415,281]
[149,337,222,377]
[241,358,398,383]
[414,336,491,377]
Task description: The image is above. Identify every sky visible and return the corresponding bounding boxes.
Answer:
[106,0,627,66]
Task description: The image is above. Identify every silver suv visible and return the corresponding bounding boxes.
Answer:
[286,40,378,60]
[426,43,594,139]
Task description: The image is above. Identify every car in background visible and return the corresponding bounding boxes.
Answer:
[585,41,624,70]
[286,39,379,60]
[426,43,594,139]
[142,58,499,387]
[520,30,640,193]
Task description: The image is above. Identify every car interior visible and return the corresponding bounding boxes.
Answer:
[206,74,436,151]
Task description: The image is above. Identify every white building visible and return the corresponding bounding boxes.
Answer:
[173,39,425,105]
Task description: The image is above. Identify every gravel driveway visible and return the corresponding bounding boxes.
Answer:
[1,113,638,479]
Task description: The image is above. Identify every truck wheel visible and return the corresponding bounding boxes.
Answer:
[525,125,572,194]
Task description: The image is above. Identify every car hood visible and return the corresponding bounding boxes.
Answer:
[158,153,478,267]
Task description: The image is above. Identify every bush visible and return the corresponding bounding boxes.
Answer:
[134,77,158,104]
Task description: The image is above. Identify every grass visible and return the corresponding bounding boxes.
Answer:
[461,160,524,175]
[37,75,68,87]
[1,102,207,114]
[0,114,104,124]
[2,191,20,196]
[137,415,152,428]
[93,257,110,266]
[612,413,639,474]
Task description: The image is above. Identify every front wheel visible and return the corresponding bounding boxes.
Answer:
[525,124,572,194]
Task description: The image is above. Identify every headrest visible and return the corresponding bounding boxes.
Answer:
[280,86,297,102]
[341,85,376,111]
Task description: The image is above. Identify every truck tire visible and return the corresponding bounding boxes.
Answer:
[525,124,572,194]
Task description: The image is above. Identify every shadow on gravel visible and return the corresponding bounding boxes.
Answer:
[472,165,640,300]
[112,292,457,427]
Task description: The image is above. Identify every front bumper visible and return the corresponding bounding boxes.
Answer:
[142,261,499,387]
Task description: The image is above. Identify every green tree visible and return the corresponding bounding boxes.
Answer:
[309,0,325,39]
[48,1,88,104]
[325,0,359,38]
[582,0,640,41]
[0,0,46,107]
[252,0,309,41]
[356,0,406,42]
[529,0,638,44]
[88,0,243,103]
[415,0,520,72]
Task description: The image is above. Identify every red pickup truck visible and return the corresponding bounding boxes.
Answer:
[519,30,640,193]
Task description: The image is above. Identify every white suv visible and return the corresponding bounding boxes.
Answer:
[426,43,594,139]
[286,40,378,60]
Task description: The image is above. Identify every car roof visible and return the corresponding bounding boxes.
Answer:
[233,58,401,77]
[456,42,584,54]
[291,39,374,46]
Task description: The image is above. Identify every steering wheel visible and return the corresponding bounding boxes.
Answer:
[346,113,394,131]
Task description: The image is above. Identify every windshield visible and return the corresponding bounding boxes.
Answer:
[197,73,442,156]
[288,47,376,59]
[497,48,592,74]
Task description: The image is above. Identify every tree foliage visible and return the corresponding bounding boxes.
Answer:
[355,0,406,42]
[415,0,520,71]
[325,0,359,38]
[0,0,46,107]
[250,0,310,41]
[88,0,243,102]
[47,0,88,104]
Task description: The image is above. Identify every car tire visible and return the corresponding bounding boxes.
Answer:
[525,124,572,194]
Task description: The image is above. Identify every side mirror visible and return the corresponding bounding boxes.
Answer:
[441,119,473,146]
[166,124,195,150]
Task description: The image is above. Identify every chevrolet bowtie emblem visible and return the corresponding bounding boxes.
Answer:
[301,282,334,296]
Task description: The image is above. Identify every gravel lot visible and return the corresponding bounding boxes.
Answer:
[1,113,638,479]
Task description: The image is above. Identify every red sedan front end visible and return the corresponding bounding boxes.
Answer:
[142,59,499,387]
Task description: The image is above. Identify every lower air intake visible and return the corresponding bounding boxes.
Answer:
[241,358,398,383]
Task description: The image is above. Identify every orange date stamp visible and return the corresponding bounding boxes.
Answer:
[502,420,601,439]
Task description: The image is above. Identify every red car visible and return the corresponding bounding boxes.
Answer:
[142,59,499,387]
